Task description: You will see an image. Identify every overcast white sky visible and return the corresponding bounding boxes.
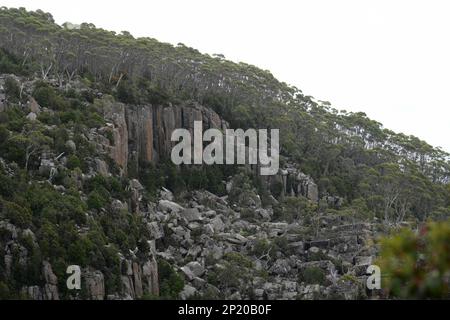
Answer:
[2,0,449,152]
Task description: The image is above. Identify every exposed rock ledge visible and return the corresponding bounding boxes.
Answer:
[94,100,228,174]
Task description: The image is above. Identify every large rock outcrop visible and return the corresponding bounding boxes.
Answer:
[120,257,159,299]
[103,101,129,171]
[96,100,228,174]
[263,165,319,203]
[126,102,227,166]
[42,261,59,300]
[84,269,105,300]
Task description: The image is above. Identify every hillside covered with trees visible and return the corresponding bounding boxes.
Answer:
[0,7,448,300]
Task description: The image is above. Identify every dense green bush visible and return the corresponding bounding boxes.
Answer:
[299,266,326,285]
[0,281,11,299]
[32,82,68,110]
[0,124,9,144]
[376,220,450,298]
[270,180,284,198]
[24,182,86,225]
[207,252,253,293]
[273,196,316,223]
[251,239,272,258]
[4,77,21,103]
[87,190,108,210]
[84,110,105,128]
[1,200,32,228]
[228,171,261,208]
[0,106,25,132]
[66,155,82,170]
[0,49,28,75]
[158,260,184,299]
[139,160,230,197]
[84,175,128,202]
[116,80,138,104]
[0,172,17,198]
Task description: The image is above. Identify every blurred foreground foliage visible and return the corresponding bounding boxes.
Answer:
[377,219,450,299]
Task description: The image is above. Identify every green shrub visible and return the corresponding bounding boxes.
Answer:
[60,110,82,124]
[0,281,12,299]
[1,200,32,228]
[273,236,291,256]
[270,180,284,198]
[87,190,108,210]
[240,208,256,221]
[0,172,16,198]
[84,175,127,201]
[0,106,25,132]
[85,111,105,128]
[251,239,272,257]
[207,253,253,292]
[37,111,61,125]
[66,155,82,170]
[299,266,326,285]
[0,125,9,144]
[0,49,27,75]
[376,220,450,299]
[32,82,68,110]
[4,77,21,103]
[158,260,184,299]
[116,81,138,104]
[224,252,253,268]
[274,196,315,223]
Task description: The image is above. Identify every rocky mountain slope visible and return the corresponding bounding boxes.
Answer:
[0,73,384,300]
[0,7,449,300]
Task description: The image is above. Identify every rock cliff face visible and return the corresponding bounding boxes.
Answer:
[19,258,159,300]
[100,101,228,173]
[42,261,59,300]
[282,168,319,203]
[84,269,105,300]
[120,257,159,299]
[260,164,319,203]
[102,101,129,171]
[98,99,320,204]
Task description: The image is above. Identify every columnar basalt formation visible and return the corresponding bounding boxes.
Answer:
[103,100,228,172]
